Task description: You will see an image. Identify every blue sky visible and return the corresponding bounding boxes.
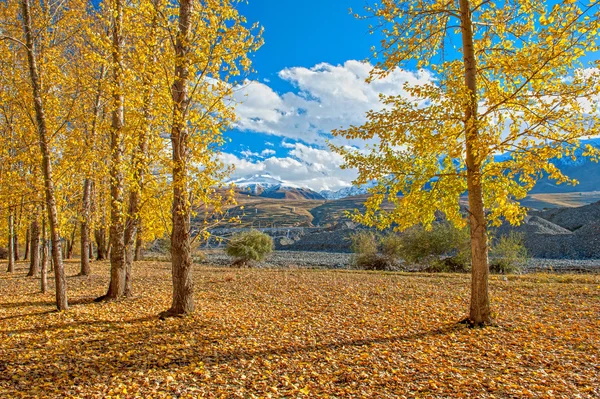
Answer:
[90,0,598,192]
[221,0,383,191]
[220,0,436,191]
[221,0,600,192]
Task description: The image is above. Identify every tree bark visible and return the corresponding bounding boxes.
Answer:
[21,0,68,310]
[99,0,126,301]
[66,230,75,259]
[123,192,138,297]
[27,217,40,277]
[24,227,30,260]
[95,228,107,260]
[124,9,157,296]
[81,63,105,275]
[134,231,143,261]
[7,212,14,273]
[161,0,195,318]
[41,211,48,294]
[13,231,19,261]
[80,178,92,276]
[459,0,491,326]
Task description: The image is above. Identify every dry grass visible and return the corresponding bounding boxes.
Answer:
[1,260,599,398]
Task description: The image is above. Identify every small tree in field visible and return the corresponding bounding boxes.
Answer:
[332,0,600,325]
[226,230,273,267]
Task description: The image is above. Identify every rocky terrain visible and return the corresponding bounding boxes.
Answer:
[203,199,600,268]
[200,250,600,273]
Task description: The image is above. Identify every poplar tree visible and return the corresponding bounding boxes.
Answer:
[161,0,262,317]
[333,0,600,325]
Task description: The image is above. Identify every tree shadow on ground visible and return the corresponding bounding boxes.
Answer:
[0,319,460,397]
[0,296,99,311]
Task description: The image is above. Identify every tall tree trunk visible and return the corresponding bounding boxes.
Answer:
[124,9,156,296]
[41,211,48,294]
[21,0,68,310]
[81,64,105,274]
[460,0,491,326]
[134,230,143,261]
[13,231,19,261]
[123,192,138,297]
[66,228,75,259]
[24,227,30,260]
[27,216,40,277]
[99,0,126,301]
[14,196,23,261]
[95,228,107,260]
[161,0,194,318]
[80,178,92,276]
[7,212,14,273]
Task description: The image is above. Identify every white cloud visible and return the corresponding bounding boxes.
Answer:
[219,143,358,191]
[220,152,265,176]
[240,149,260,158]
[233,60,435,144]
[261,149,276,156]
[227,60,436,190]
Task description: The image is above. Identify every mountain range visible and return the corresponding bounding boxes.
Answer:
[229,139,600,201]
[229,174,326,200]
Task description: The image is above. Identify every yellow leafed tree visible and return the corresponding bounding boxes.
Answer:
[332,0,600,325]
[160,0,262,317]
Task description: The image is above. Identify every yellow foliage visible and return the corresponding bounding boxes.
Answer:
[332,0,600,231]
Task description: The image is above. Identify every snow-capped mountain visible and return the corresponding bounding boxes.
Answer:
[229,173,299,195]
[321,138,600,199]
[320,180,379,200]
[229,173,325,200]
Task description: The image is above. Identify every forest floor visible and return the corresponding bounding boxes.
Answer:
[0,261,599,398]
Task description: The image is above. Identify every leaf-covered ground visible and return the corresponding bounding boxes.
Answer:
[1,261,598,398]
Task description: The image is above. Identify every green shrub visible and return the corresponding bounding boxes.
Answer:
[225,230,273,266]
[350,231,402,271]
[350,231,378,256]
[380,233,403,259]
[489,232,527,274]
[399,223,471,272]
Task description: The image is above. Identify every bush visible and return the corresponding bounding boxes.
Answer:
[489,232,527,274]
[399,223,471,272]
[350,231,402,271]
[0,247,7,260]
[225,230,273,267]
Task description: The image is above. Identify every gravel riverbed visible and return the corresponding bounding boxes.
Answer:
[200,250,600,273]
